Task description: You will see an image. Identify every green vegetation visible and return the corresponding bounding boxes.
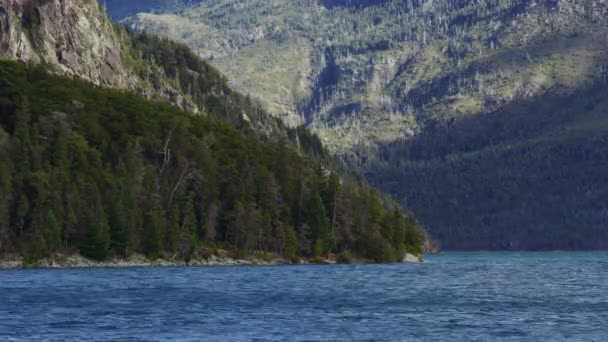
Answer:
[118,0,608,250]
[364,82,608,250]
[125,30,283,133]
[122,0,608,153]
[0,61,423,262]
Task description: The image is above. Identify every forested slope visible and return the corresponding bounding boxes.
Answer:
[120,0,608,250]
[364,82,608,250]
[0,61,424,263]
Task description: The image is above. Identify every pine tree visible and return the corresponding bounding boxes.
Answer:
[13,96,32,175]
[204,202,219,242]
[143,195,164,259]
[0,157,11,253]
[0,61,426,263]
[42,209,61,253]
[12,97,33,239]
[228,201,246,250]
[80,207,110,261]
[306,193,331,256]
[108,191,129,257]
[166,204,180,254]
[284,224,298,262]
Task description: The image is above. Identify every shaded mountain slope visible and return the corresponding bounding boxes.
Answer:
[117,0,608,250]
[364,82,608,250]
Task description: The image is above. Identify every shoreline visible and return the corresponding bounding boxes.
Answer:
[0,253,423,269]
[0,253,290,269]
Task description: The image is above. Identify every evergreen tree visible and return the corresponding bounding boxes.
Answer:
[143,195,164,259]
[108,190,129,257]
[80,207,110,261]
[42,209,61,253]
[0,61,425,263]
[204,202,219,242]
[306,193,331,256]
[0,155,11,253]
[284,224,298,262]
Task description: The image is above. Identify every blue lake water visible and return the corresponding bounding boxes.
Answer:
[1,252,608,341]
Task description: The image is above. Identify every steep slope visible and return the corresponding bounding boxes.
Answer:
[0,60,424,262]
[0,0,282,134]
[365,82,608,250]
[1,0,132,87]
[121,0,608,151]
[118,0,608,250]
[0,0,426,261]
[102,0,207,21]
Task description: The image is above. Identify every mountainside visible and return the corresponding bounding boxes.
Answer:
[121,0,608,150]
[366,82,608,250]
[102,0,207,21]
[0,0,282,135]
[0,60,424,263]
[0,0,426,262]
[117,0,608,250]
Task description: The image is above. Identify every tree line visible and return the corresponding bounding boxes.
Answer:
[0,61,423,263]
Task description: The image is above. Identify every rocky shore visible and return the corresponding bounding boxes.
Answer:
[0,253,422,269]
[0,253,286,269]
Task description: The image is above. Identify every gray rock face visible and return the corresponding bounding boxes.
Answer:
[0,0,132,88]
[0,0,199,113]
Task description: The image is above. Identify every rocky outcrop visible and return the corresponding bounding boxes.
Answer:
[0,0,200,113]
[0,253,287,269]
[0,0,133,87]
[402,253,423,263]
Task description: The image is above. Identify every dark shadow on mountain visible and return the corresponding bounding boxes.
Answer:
[298,47,341,123]
[358,81,608,250]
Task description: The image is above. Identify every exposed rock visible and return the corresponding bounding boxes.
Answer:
[0,255,23,269]
[0,253,288,269]
[403,253,422,263]
[0,0,197,113]
[0,0,132,88]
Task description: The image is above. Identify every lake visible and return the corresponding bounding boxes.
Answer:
[1,252,607,341]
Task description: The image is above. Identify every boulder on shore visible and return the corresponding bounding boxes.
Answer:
[403,253,422,263]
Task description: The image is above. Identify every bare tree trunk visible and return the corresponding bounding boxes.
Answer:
[157,130,173,192]
[168,161,199,210]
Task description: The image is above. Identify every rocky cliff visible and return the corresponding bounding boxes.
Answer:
[0,0,285,133]
[1,0,133,87]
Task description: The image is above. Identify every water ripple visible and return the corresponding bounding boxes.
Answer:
[1,252,608,341]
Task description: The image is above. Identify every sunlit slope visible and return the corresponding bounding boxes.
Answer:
[123,0,608,152]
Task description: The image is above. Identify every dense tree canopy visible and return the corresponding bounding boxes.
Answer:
[0,61,423,263]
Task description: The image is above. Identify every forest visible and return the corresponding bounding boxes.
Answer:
[364,82,608,250]
[0,61,424,264]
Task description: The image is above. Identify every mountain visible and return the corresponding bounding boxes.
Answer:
[366,83,608,250]
[102,0,207,21]
[0,0,426,263]
[121,0,608,150]
[118,0,608,250]
[0,0,283,135]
